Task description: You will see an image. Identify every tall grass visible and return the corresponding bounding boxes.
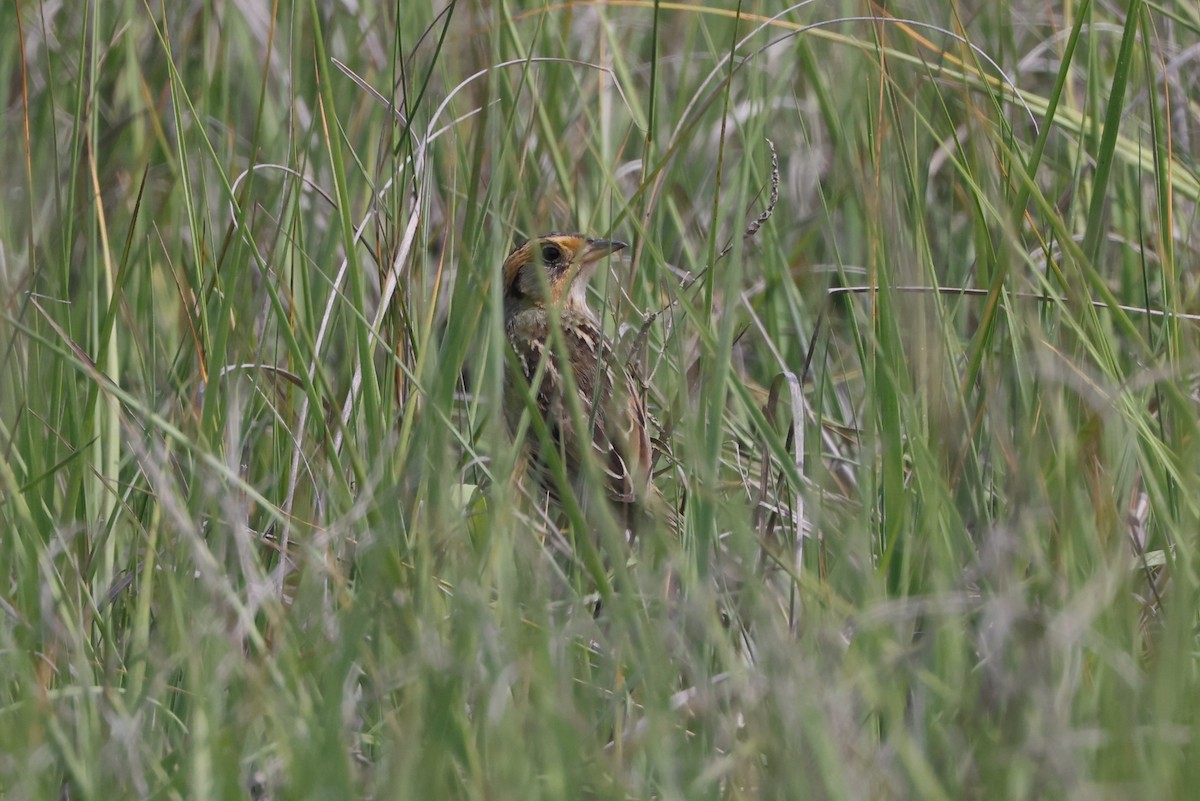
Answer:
[2,0,1198,798]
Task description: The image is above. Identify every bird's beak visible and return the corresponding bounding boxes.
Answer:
[581,238,628,263]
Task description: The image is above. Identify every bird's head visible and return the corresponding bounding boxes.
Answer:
[502,233,627,313]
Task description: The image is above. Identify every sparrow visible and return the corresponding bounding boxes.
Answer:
[502,232,666,531]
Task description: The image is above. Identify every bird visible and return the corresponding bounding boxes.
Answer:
[501,232,671,535]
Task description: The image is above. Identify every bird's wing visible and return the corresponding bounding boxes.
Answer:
[561,323,649,505]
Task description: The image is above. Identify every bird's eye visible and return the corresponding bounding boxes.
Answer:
[541,244,562,263]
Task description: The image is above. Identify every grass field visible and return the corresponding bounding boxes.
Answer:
[3,0,1199,798]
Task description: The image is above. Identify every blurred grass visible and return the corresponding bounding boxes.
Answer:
[3,0,1200,798]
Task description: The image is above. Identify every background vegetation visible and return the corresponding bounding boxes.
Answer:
[2,0,1198,797]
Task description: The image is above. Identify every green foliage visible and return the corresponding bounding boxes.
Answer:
[2,0,1198,798]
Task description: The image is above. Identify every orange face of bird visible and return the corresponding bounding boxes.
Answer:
[502,233,627,311]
